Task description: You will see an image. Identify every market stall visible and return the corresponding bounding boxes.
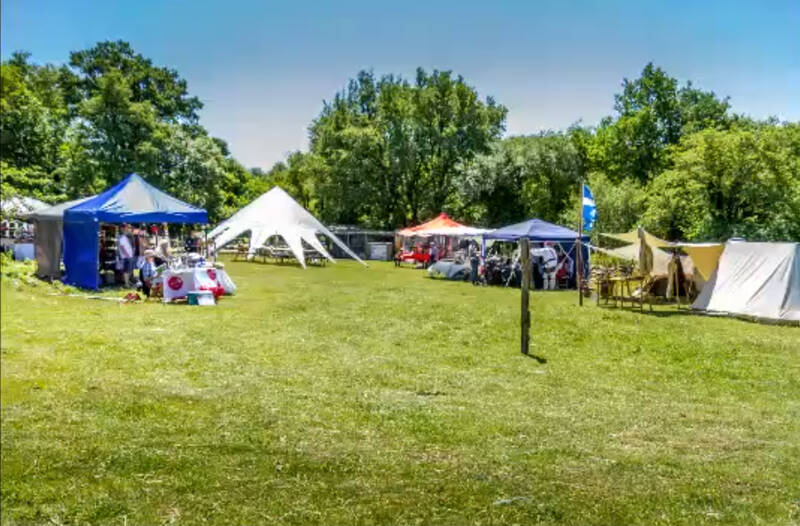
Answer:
[1,195,48,260]
[396,213,488,265]
[62,173,208,290]
[482,218,589,289]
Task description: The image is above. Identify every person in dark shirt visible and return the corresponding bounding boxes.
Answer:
[140,249,157,298]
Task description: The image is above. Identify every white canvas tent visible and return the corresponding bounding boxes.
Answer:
[209,187,367,268]
[692,241,800,322]
[1,196,48,217]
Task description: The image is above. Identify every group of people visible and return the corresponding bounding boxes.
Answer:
[112,224,205,296]
[400,237,578,290]
[484,240,575,289]
[113,224,170,295]
[530,241,573,290]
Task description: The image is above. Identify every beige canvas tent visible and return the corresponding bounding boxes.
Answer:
[599,229,674,275]
[692,241,800,322]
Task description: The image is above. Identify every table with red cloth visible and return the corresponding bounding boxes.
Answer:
[396,250,430,265]
[159,266,236,303]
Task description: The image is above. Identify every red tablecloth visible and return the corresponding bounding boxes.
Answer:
[397,251,430,264]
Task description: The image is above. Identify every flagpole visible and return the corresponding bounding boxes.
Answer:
[577,181,583,306]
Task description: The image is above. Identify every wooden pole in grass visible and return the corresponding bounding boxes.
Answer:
[577,181,584,306]
[520,237,531,355]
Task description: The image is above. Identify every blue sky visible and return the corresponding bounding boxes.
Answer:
[2,0,798,169]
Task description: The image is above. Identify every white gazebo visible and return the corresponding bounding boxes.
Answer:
[209,187,367,268]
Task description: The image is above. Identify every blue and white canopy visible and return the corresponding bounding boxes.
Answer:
[62,173,207,289]
[65,173,207,224]
[484,218,588,242]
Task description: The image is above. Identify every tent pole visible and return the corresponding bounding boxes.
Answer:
[577,181,584,306]
[520,237,531,355]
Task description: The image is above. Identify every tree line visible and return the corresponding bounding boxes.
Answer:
[1,41,264,222]
[2,41,798,241]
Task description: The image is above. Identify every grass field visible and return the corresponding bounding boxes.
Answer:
[1,258,799,525]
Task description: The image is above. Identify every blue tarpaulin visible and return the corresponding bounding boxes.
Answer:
[63,173,207,289]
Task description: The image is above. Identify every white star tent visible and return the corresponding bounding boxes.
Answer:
[209,186,367,268]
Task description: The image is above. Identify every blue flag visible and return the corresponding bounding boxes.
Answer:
[582,184,596,232]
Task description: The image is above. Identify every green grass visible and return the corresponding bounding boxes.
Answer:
[2,259,799,525]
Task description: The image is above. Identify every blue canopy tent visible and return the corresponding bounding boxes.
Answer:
[483,218,590,286]
[63,173,208,289]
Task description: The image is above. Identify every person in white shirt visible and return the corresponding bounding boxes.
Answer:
[116,225,135,288]
[531,242,559,290]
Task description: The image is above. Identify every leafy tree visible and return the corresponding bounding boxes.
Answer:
[310,69,506,227]
[459,134,583,227]
[262,151,323,210]
[0,62,65,172]
[589,63,732,183]
[411,69,507,214]
[1,42,265,223]
[68,70,159,190]
[69,41,201,123]
[0,161,65,204]
[643,124,800,241]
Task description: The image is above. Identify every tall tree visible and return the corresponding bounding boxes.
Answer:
[2,42,264,222]
[589,63,732,183]
[458,134,584,227]
[643,124,800,241]
[69,41,201,123]
[0,59,68,172]
[310,69,506,227]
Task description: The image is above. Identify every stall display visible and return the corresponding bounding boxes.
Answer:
[396,213,489,261]
[1,195,47,260]
[188,290,216,306]
[62,173,207,290]
[160,265,236,303]
[482,218,589,289]
[99,225,118,273]
[395,247,431,267]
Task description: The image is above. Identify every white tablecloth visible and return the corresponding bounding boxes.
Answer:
[160,267,236,303]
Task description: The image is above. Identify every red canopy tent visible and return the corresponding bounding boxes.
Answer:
[397,213,487,237]
[395,213,488,264]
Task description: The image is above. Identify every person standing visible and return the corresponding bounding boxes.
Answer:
[429,241,439,266]
[116,225,135,288]
[469,240,481,285]
[156,224,171,266]
[542,242,559,290]
[531,242,558,290]
[140,249,157,298]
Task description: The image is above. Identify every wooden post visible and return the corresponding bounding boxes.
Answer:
[577,181,584,306]
[520,238,531,355]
